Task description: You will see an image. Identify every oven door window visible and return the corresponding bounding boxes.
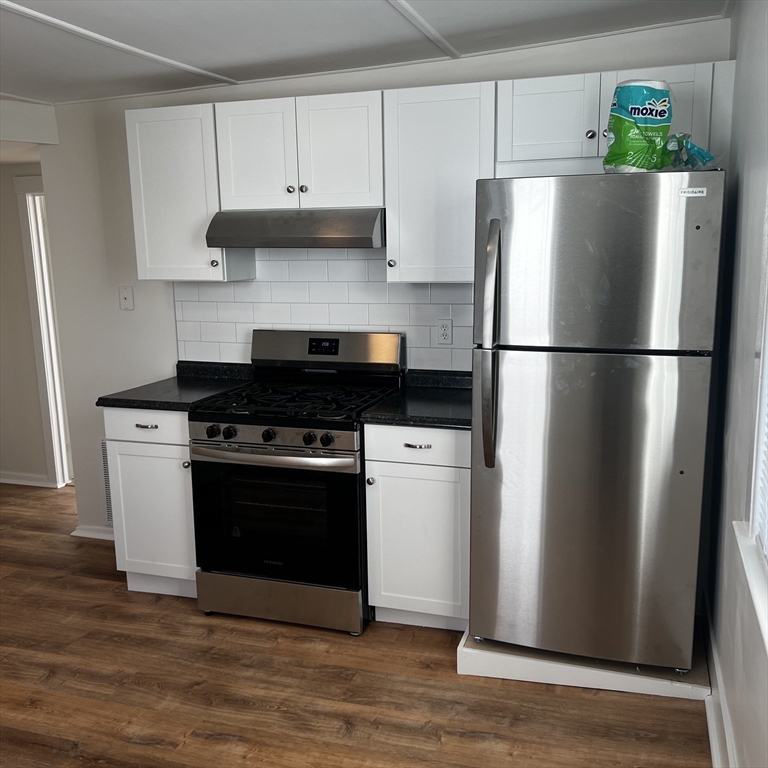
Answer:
[192,461,361,590]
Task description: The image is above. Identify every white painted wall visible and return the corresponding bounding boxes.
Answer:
[0,162,49,484]
[711,0,768,766]
[0,100,58,144]
[38,18,730,531]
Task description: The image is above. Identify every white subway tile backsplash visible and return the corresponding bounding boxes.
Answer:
[329,260,367,282]
[451,349,472,371]
[291,303,329,324]
[367,260,386,282]
[349,282,388,303]
[274,323,309,330]
[390,325,430,348]
[272,282,309,302]
[431,283,473,304]
[310,282,348,303]
[217,302,253,323]
[198,282,234,302]
[270,248,307,260]
[182,301,218,322]
[388,283,430,304]
[309,248,346,260]
[174,283,199,301]
[219,342,252,363]
[369,303,409,325]
[409,348,452,369]
[234,281,271,302]
[289,260,328,282]
[256,261,289,281]
[310,324,349,331]
[201,322,236,342]
[184,341,220,362]
[409,304,450,326]
[451,304,474,327]
[254,303,290,323]
[330,304,368,325]
[176,321,200,341]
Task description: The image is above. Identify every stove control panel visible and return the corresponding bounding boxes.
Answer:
[189,422,359,452]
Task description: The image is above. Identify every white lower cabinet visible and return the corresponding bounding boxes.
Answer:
[103,408,197,597]
[365,429,470,626]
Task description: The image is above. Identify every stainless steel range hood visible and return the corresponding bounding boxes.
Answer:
[206,208,385,249]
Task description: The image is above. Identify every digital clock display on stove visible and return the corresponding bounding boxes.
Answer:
[308,337,339,355]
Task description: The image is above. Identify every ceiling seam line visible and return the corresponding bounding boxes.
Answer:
[0,0,240,85]
[386,0,462,59]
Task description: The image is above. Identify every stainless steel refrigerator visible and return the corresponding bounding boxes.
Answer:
[470,171,725,669]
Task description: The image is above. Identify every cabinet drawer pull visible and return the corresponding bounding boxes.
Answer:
[182,461,191,468]
[404,443,432,450]
[135,423,159,429]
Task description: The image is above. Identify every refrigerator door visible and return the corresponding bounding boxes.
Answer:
[473,171,725,351]
[470,348,711,668]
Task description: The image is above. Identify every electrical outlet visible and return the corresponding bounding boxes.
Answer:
[438,319,453,345]
[119,286,134,311]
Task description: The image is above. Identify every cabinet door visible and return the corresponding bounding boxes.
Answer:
[599,63,713,156]
[107,441,196,581]
[384,83,494,283]
[296,91,383,208]
[497,74,601,162]
[215,98,299,210]
[366,460,470,618]
[125,105,222,281]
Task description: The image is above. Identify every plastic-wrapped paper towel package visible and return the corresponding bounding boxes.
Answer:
[603,80,715,173]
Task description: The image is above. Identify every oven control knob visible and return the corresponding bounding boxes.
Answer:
[222,425,238,441]
[302,431,317,446]
[206,424,221,439]
[320,432,335,447]
[261,428,276,443]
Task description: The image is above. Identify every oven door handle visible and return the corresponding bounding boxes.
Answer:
[190,445,359,474]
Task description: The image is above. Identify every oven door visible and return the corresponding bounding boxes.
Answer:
[190,443,362,590]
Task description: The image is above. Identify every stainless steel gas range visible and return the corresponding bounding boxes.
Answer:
[188,330,405,634]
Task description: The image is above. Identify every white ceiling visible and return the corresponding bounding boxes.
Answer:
[0,0,732,105]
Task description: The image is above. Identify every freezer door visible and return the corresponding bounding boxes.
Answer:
[470,349,711,668]
[473,171,725,351]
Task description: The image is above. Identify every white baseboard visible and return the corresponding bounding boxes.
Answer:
[71,525,114,541]
[705,610,737,768]
[374,607,468,632]
[126,572,196,598]
[457,630,711,700]
[0,472,59,488]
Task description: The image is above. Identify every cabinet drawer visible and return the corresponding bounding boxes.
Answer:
[103,408,189,445]
[364,425,470,468]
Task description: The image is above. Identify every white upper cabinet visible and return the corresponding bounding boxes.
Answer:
[216,98,300,210]
[384,83,494,283]
[497,73,601,162]
[599,63,713,156]
[216,92,382,210]
[125,104,223,281]
[295,91,383,208]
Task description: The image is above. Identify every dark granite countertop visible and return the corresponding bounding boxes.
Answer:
[361,369,472,430]
[95,362,251,411]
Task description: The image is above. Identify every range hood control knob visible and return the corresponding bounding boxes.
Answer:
[261,428,276,443]
[206,424,221,439]
[222,425,238,441]
[302,431,317,446]
[320,432,334,447]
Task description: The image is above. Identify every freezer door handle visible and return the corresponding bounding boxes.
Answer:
[481,218,501,350]
[480,350,496,468]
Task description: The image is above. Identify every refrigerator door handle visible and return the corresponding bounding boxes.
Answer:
[480,350,496,468]
[482,218,501,350]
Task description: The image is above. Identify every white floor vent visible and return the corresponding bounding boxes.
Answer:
[101,440,113,528]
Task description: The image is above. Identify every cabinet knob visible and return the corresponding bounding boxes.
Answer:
[287,186,295,193]
[585,130,597,139]
[602,129,609,137]
[366,477,375,485]
[182,461,191,468]
[387,259,396,268]
[210,259,219,267]
[299,185,308,193]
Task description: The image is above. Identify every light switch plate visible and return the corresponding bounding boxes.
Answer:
[119,286,134,311]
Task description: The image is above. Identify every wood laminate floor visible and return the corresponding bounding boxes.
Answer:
[0,483,712,767]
